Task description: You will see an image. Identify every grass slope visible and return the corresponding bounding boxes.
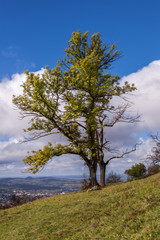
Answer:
[1,173,160,240]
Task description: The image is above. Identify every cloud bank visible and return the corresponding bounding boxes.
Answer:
[0,61,160,177]
[122,60,160,131]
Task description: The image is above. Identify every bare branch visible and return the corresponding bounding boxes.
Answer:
[20,131,60,143]
[104,143,140,166]
[146,133,160,165]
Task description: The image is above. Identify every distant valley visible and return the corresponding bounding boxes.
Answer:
[0,176,82,204]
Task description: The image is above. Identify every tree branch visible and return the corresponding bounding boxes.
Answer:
[104,143,139,166]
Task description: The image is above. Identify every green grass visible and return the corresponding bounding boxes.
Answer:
[1,173,160,239]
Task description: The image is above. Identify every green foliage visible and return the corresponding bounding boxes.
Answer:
[12,31,136,185]
[125,163,146,179]
[23,143,79,173]
[1,173,160,239]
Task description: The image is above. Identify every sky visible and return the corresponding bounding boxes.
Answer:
[0,0,160,178]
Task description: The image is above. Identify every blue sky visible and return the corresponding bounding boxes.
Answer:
[1,0,160,78]
[0,0,160,177]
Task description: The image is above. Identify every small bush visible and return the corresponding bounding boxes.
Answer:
[0,201,12,209]
[125,163,146,180]
[11,194,21,205]
[106,172,122,184]
[81,174,92,190]
[148,164,160,176]
[0,193,43,210]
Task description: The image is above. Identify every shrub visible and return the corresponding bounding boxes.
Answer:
[11,194,21,205]
[125,163,146,180]
[147,134,160,165]
[148,164,160,175]
[81,174,92,190]
[106,172,122,184]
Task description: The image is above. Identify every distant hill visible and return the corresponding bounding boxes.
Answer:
[0,176,81,194]
[1,173,160,239]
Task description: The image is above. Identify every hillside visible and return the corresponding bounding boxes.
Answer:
[1,174,160,240]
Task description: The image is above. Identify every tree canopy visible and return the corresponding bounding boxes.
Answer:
[13,31,138,187]
[125,163,146,179]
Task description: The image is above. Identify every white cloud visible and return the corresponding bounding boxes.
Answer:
[106,137,155,176]
[1,46,17,58]
[122,60,160,131]
[0,61,160,177]
[104,60,160,149]
[0,69,44,136]
[0,136,85,177]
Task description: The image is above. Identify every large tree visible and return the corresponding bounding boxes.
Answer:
[13,31,138,187]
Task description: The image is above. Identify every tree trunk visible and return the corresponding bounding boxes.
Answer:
[89,165,98,187]
[99,162,106,187]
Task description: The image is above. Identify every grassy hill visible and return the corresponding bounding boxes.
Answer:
[1,173,160,240]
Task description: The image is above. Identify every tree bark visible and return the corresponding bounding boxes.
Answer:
[89,165,98,186]
[99,162,106,187]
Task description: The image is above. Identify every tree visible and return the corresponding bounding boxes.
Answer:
[147,134,160,166]
[106,172,122,184]
[148,164,160,176]
[146,134,160,176]
[13,31,138,187]
[124,163,146,179]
